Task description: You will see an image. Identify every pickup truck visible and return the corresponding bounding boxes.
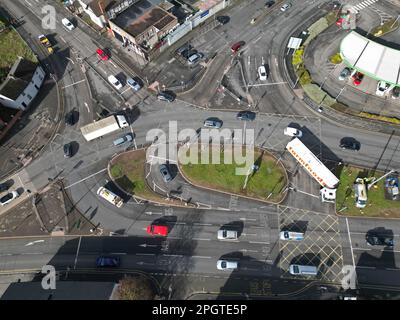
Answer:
[38,35,54,54]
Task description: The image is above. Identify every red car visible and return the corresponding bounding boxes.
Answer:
[336,18,344,27]
[231,41,245,54]
[96,48,109,61]
[146,224,168,236]
[352,72,364,86]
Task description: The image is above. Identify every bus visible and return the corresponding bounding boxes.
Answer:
[97,186,123,208]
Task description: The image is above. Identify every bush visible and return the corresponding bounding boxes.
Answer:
[292,47,304,66]
[299,69,312,85]
[117,275,155,300]
[359,112,400,124]
[329,53,343,64]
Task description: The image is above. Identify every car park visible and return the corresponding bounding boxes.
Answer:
[96,48,109,61]
[284,127,302,137]
[217,229,238,240]
[63,143,72,158]
[146,224,168,236]
[265,1,275,7]
[204,118,223,128]
[188,52,203,65]
[127,77,141,91]
[280,3,291,11]
[340,138,360,151]
[108,75,123,90]
[392,86,400,99]
[352,72,364,86]
[0,191,19,206]
[216,16,230,25]
[217,260,238,270]
[376,80,390,96]
[113,134,133,146]
[338,67,351,81]
[366,233,394,247]
[231,41,245,54]
[96,256,120,267]
[237,111,256,121]
[157,91,175,102]
[159,164,172,183]
[258,65,268,80]
[280,231,304,241]
[61,18,75,31]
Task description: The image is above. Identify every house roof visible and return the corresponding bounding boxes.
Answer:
[84,0,126,17]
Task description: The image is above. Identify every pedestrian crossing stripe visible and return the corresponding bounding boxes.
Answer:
[352,0,379,11]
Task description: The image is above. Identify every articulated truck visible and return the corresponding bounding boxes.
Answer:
[80,115,128,141]
[286,138,339,203]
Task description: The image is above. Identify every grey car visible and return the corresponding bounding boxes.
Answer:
[203,118,223,128]
[127,77,141,91]
[159,164,172,183]
[338,67,351,81]
[113,133,133,146]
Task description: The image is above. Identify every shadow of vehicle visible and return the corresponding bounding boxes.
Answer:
[69,141,79,157]
[290,252,321,267]
[281,220,308,233]
[220,221,244,237]
[152,216,178,233]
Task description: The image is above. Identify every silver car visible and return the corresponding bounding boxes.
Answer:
[127,77,141,91]
[159,164,172,183]
[338,67,351,81]
[217,229,238,240]
[217,260,238,270]
[0,190,19,206]
[280,3,291,11]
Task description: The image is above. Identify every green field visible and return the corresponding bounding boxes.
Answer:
[180,148,287,202]
[336,165,400,218]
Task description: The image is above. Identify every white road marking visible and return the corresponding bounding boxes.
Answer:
[109,60,118,68]
[25,0,32,6]
[193,238,211,241]
[353,247,400,253]
[84,102,90,112]
[121,87,130,94]
[110,252,127,255]
[25,240,45,246]
[60,36,66,43]
[194,223,212,226]
[240,218,257,221]
[168,57,175,64]
[136,253,155,256]
[64,168,107,189]
[192,256,211,259]
[62,79,86,89]
[73,236,82,270]
[66,57,74,64]
[163,254,183,257]
[249,241,269,244]
[346,218,356,268]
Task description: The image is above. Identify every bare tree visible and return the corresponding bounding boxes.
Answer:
[117,275,155,300]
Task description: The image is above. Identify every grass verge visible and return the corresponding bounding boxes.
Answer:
[180,147,287,202]
[336,165,400,218]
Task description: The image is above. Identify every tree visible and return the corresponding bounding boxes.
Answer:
[117,275,155,300]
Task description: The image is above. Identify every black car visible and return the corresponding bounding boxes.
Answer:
[157,91,175,102]
[63,143,72,158]
[177,43,193,55]
[340,138,360,151]
[265,0,275,7]
[65,110,76,126]
[392,86,400,99]
[216,16,230,25]
[237,111,256,121]
[96,256,120,267]
[182,49,198,59]
[0,183,8,193]
[366,234,394,247]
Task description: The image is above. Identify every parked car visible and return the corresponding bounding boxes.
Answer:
[182,49,198,59]
[204,118,223,128]
[258,65,268,80]
[157,91,175,102]
[65,110,77,126]
[217,229,238,240]
[376,80,390,96]
[63,143,72,158]
[284,127,302,137]
[217,260,238,270]
[177,43,193,55]
[188,52,204,65]
[0,191,19,206]
[231,41,245,54]
[108,75,123,90]
[159,164,172,183]
[96,256,120,267]
[96,48,109,61]
[336,17,344,27]
[146,224,168,236]
[127,77,141,91]
[366,233,394,247]
[340,138,360,151]
[392,86,400,99]
[279,231,304,241]
[61,18,75,31]
[237,110,256,121]
[265,1,275,8]
[113,134,133,146]
[216,16,230,25]
[352,72,364,86]
[338,67,351,81]
[0,183,8,193]
[280,3,291,11]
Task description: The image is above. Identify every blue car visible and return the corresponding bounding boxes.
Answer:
[96,256,120,267]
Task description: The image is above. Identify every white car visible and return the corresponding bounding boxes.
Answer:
[280,231,304,241]
[376,80,390,96]
[108,75,123,90]
[258,65,268,81]
[61,18,75,31]
[217,260,238,270]
[217,229,238,240]
[284,126,302,137]
[0,191,19,206]
[280,3,291,11]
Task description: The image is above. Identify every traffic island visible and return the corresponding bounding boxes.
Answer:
[179,146,287,203]
[336,165,400,218]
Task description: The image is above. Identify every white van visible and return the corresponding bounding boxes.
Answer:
[97,187,123,208]
[355,182,367,208]
[289,264,318,276]
[284,127,302,137]
[280,231,304,241]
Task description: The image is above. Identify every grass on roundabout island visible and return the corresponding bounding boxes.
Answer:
[336,165,400,218]
[179,147,287,202]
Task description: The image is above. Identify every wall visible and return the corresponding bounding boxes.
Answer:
[77,0,106,28]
